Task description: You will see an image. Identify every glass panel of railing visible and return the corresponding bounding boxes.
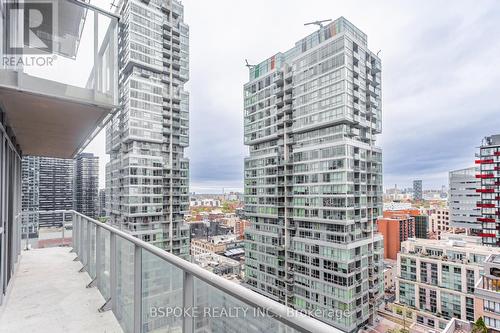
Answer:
[89,223,96,279]
[116,236,135,332]
[97,228,111,300]
[193,277,299,333]
[141,249,183,333]
[82,219,88,265]
[0,0,118,106]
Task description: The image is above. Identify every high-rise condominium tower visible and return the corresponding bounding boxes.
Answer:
[243,17,384,332]
[74,153,99,219]
[475,134,500,246]
[106,0,190,255]
[21,156,73,235]
[413,179,423,201]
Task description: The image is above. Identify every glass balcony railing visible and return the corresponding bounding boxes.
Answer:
[29,210,338,333]
[0,0,118,107]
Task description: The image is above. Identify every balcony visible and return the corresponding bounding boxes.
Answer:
[478,217,496,223]
[0,0,118,158]
[475,159,494,164]
[0,246,122,332]
[476,174,494,179]
[476,188,495,193]
[475,254,500,304]
[477,203,496,208]
[2,210,338,333]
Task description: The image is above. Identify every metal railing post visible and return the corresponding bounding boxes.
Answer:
[182,271,194,333]
[61,211,65,247]
[78,215,83,257]
[110,233,117,313]
[24,213,29,250]
[133,244,142,333]
[72,212,77,251]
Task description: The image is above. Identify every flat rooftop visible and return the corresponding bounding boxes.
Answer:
[0,247,122,333]
[402,237,500,257]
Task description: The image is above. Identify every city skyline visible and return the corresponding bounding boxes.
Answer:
[84,0,500,193]
[2,0,500,332]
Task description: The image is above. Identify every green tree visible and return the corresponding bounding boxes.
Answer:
[472,317,488,333]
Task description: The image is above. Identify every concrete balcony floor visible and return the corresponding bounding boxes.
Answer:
[0,247,122,333]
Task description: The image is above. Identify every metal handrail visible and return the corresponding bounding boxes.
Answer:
[63,210,339,333]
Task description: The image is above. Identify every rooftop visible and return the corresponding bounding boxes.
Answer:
[401,237,500,259]
[192,234,239,245]
[247,16,375,81]
[483,134,500,147]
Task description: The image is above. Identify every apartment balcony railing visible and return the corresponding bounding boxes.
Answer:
[37,210,337,333]
[475,274,500,303]
[0,0,118,106]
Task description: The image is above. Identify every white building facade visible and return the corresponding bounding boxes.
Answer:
[429,208,451,240]
[395,237,500,331]
[449,167,481,232]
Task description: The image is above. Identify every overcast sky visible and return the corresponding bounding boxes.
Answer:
[85,0,500,193]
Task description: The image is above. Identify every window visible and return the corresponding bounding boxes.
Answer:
[485,317,500,329]
[484,300,500,313]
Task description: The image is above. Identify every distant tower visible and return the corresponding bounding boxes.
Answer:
[413,179,423,200]
[21,156,73,235]
[74,153,99,219]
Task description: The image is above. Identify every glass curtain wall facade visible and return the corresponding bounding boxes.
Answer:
[243,17,384,332]
[449,167,481,232]
[413,180,423,201]
[106,0,190,256]
[74,153,99,219]
[21,156,73,234]
[0,113,22,308]
[21,157,39,237]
